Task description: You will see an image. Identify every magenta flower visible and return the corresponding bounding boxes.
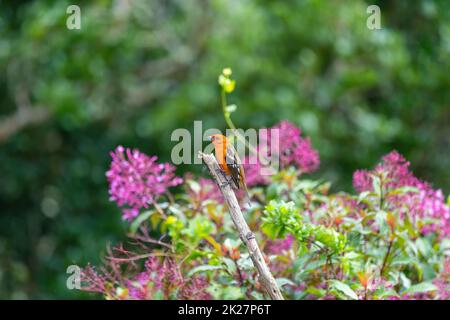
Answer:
[125,257,211,300]
[353,170,373,193]
[353,151,420,193]
[270,120,320,173]
[243,154,272,187]
[179,276,212,300]
[127,271,151,300]
[106,146,183,220]
[244,120,320,186]
[83,255,212,300]
[80,265,110,295]
[122,208,140,221]
[352,151,450,237]
[434,258,450,300]
[266,234,294,255]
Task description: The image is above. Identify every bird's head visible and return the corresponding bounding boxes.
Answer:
[209,134,226,146]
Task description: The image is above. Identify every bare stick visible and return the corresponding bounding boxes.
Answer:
[0,105,50,144]
[198,151,284,300]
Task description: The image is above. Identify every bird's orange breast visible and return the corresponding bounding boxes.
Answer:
[214,144,231,175]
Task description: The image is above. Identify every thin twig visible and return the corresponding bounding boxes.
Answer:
[151,199,168,219]
[128,232,173,250]
[105,252,176,263]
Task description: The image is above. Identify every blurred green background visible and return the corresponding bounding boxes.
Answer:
[0,0,449,299]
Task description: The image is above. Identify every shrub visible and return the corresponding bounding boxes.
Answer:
[81,120,449,300]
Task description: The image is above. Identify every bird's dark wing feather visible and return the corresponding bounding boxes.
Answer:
[225,143,241,190]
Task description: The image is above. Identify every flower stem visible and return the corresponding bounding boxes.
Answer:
[380,239,393,276]
[152,200,167,219]
[220,88,272,170]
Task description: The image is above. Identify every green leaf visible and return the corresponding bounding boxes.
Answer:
[386,186,418,197]
[377,290,400,299]
[221,257,237,274]
[329,280,359,300]
[236,253,254,270]
[357,191,371,203]
[182,215,215,240]
[211,285,244,300]
[371,174,381,197]
[403,213,417,237]
[400,272,411,289]
[130,210,155,234]
[403,282,437,295]
[440,238,450,252]
[186,265,223,277]
[416,238,432,258]
[276,278,296,288]
[261,222,282,239]
[305,287,326,298]
[391,256,415,267]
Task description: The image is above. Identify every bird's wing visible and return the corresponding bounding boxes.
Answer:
[225,143,242,190]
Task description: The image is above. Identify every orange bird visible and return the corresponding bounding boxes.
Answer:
[209,134,250,205]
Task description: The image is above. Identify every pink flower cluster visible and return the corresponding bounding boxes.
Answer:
[126,257,210,300]
[271,120,320,172]
[266,234,294,255]
[244,121,320,186]
[353,151,450,237]
[106,146,183,220]
[353,151,420,192]
[82,256,211,300]
[243,153,272,187]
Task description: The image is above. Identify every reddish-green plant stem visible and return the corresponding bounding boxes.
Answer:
[152,199,167,219]
[233,259,244,286]
[379,174,385,211]
[380,239,394,276]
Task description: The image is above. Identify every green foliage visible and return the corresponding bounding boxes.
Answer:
[81,160,449,299]
[328,280,359,300]
[262,200,345,252]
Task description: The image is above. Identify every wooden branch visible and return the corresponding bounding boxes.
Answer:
[198,151,284,300]
[0,106,50,144]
